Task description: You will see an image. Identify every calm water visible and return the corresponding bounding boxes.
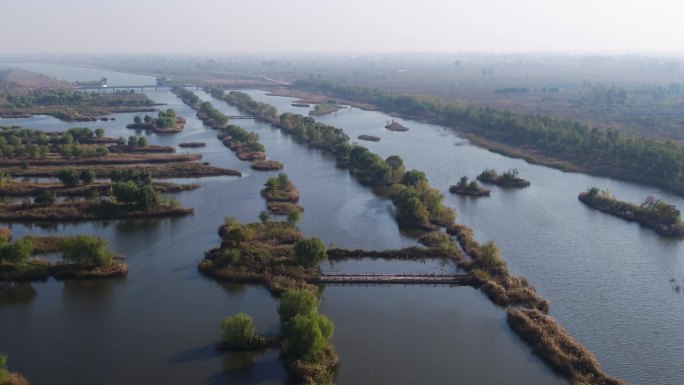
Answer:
[248,90,684,385]
[0,66,563,385]
[0,62,153,86]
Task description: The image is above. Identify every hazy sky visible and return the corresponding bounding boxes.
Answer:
[1,0,683,54]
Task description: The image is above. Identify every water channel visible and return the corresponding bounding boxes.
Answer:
[0,64,564,385]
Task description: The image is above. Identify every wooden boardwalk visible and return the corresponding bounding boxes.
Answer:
[311,273,471,285]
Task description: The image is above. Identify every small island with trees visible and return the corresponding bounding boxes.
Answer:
[309,102,344,116]
[261,173,302,216]
[450,176,491,197]
[251,159,284,171]
[578,187,684,237]
[178,142,206,148]
[477,168,530,188]
[200,212,337,383]
[217,124,265,161]
[0,234,127,281]
[127,109,186,133]
[357,134,380,142]
[385,119,409,132]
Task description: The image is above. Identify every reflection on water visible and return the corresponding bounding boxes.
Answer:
[0,282,36,307]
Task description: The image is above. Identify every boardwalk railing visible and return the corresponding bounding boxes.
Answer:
[310,273,472,285]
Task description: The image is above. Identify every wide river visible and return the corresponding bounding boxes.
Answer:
[1,64,683,385]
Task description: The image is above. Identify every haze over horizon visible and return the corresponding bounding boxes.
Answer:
[2,0,684,55]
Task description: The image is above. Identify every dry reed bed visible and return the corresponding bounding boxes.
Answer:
[6,162,241,178]
[0,201,192,222]
[251,160,284,171]
[0,153,200,167]
[507,308,627,385]
[0,372,30,385]
[0,228,11,241]
[0,261,127,281]
[0,181,199,197]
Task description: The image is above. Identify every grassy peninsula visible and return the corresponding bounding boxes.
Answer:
[579,188,684,237]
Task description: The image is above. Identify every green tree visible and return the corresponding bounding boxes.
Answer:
[79,168,96,184]
[457,176,469,189]
[58,168,80,187]
[136,184,159,209]
[401,170,427,187]
[34,190,57,206]
[278,289,318,323]
[293,238,327,267]
[283,313,333,361]
[133,116,142,124]
[112,181,139,205]
[221,313,256,348]
[128,136,138,147]
[287,210,301,225]
[137,137,147,147]
[60,235,113,267]
[0,353,7,382]
[385,155,405,182]
[259,211,270,223]
[95,128,105,138]
[0,239,34,264]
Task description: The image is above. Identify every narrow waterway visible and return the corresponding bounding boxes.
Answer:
[0,65,563,385]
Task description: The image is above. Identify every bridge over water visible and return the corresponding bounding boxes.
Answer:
[310,273,472,285]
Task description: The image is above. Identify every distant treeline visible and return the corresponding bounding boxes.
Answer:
[495,88,529,95]
[293,79,684,196]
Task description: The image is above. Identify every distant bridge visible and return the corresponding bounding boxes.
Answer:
[310,273,472,285]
